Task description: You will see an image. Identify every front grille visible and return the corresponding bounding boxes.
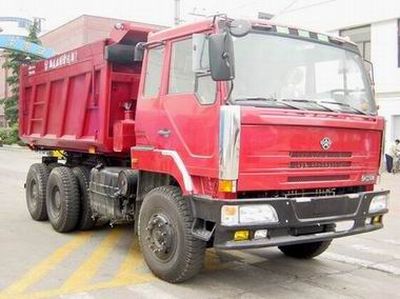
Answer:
[284,188,336,198]
[290,151,352,158]
[287,174,350,182]
[290,161,351,168]
[295,196,360,219]
[237,186,366,199]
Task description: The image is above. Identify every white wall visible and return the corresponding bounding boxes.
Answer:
[371,19,400,146]
[273,0,400,32]
[376,97,400,147]
[371,19,400,94]
[0,21,29,37]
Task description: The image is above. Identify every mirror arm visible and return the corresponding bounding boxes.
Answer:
[142,40,165,49]
[225,80,235,104]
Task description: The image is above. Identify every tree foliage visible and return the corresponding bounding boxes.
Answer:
[1,22,42,127]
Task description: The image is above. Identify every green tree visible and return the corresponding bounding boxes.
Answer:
[1,22,42,126]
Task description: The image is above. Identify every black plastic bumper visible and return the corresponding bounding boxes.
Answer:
[190,190,389,249]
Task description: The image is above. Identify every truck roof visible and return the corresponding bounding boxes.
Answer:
[148,17,355,47]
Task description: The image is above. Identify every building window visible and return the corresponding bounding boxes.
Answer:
[143,46,164,97]
[340,25,371,61]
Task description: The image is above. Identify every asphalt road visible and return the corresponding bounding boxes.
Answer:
[0,147,399,299]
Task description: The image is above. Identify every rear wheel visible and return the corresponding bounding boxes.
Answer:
[138,186,206,283]
[46,167,80,232]
[26,163,50,221]
[278,240,332,259]
[72,166,95,230]
[47,162,63,171]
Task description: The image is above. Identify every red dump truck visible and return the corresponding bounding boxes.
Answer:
[19,17,389,282]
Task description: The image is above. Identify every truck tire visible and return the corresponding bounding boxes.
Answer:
[138,186,206,283]
[26,163,50,221]
[278,240,332,259]
[47,162,63,171]
[72,166,95,230]
[46,167,80,232]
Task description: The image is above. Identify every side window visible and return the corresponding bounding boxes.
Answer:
[169,38,216,104]
[143,46,164,97]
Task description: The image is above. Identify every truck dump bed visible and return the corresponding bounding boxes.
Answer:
[19,23,157,155]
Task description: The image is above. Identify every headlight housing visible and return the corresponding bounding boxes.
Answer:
[221,204,278,226]
[368,194,389,213]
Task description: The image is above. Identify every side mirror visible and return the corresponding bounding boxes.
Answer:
[209,32,235,81]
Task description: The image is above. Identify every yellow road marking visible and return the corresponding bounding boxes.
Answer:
[0,232,92,297]
[1,231,269,299]
[9,278,152,299]
[61,229,124,291]
[112,238,154,283]
[204,249,220,270]
[4,238,154,299]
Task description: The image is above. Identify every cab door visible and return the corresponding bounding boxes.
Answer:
[157,36,220,177]
[135,45,165,148]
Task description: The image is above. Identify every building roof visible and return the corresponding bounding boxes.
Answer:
[39,14,166,54]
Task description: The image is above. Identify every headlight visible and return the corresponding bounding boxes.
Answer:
[221,205,239,225]
[221,204,278,225]
[239,205,278,224]
[368,194,389,213]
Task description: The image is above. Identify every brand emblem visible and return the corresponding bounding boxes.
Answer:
[320,137,332,150]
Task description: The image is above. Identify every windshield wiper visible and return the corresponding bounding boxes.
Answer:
[281,98,336,112]
[234,97,303,110]
[318,100,368,115]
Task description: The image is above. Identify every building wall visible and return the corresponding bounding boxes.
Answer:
[40,17,86,53]
[273,0,400,32]
[40,15,165,54]
[371,19,400,94]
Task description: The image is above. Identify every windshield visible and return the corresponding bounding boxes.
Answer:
[232,32,376,115]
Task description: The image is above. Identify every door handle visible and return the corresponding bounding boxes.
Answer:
[158,129,171,137]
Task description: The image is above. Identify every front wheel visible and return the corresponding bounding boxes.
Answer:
[138,186,206,283]
[278,240,332,259]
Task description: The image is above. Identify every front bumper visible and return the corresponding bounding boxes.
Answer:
[190,190,389,249]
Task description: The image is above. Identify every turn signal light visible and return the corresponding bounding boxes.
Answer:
[218,180,236,193]
[372,215,382,225]
[234,230,249,241]
[88,145,96,154]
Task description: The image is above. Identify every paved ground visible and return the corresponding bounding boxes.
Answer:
[0,147,399,299]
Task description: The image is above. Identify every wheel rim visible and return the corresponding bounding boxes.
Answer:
[28,179,39,209]
[145,213,176,262]
[50,186,62,218]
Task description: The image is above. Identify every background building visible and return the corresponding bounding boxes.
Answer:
[273,0,400,147]
[40,15,165,54]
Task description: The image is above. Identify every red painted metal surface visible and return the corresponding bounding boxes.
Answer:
[239,106,384,191]
[19,26,154,154]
